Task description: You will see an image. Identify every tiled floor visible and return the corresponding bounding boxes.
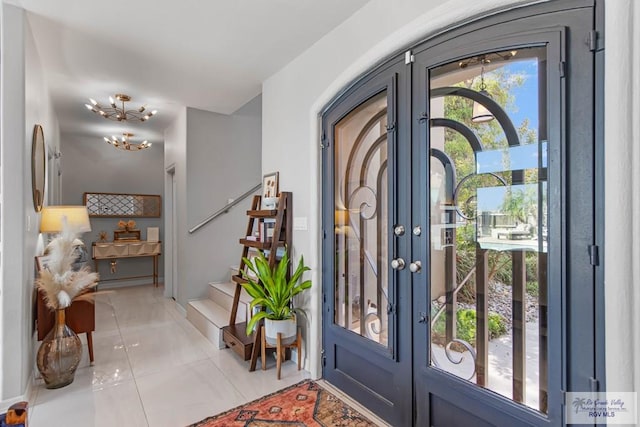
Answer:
[29,284,310,427]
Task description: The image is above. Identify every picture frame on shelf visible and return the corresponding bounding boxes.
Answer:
[147,227,159,242]
[259,219,276,242]
[35,255,52,272]
[261,171,279,209]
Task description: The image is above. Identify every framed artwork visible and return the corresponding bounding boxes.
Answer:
[147,227,160,242]
[35,255,52,272]
[83,192,161,217]
[261,171,279,208]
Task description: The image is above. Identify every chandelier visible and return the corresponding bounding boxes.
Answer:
[457,50,519,123]
[103,133,152,151]
[471,59,495,123]
[458,50,517,69]
[85,94,157,122]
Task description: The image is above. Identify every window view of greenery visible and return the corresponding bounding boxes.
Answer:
[429,47,548,412]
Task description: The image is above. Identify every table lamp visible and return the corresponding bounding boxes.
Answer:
[40,206,91,234]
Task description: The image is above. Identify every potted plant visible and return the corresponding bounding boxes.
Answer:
[240,250,311,345]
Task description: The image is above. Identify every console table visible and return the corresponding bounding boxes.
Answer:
[92,241,162,287]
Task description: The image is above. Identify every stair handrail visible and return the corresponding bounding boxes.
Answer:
[188,183,261,234]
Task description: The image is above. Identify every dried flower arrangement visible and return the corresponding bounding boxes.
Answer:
[117,219,136,230]
[36,222,100,310]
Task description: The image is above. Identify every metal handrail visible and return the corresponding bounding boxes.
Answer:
[188,183,261,234]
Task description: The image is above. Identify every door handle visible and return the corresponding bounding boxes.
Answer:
[409,261,422,273]
[390,258,406,270]
[418,312,428,323]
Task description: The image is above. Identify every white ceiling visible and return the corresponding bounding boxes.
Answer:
[11,0,369,144]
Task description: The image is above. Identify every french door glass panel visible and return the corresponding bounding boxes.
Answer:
[428,47,549,413]
[333,91,390,349]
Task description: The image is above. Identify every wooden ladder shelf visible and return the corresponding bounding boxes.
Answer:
[221,191,292,371]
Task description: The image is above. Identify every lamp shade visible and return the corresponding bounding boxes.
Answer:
[471,102,495,123]
[40,206,91,233]
[471,90,495,123]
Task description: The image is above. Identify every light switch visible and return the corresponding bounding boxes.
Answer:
[293,217,308,231]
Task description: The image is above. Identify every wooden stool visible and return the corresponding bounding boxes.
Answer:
[261,326,301,379]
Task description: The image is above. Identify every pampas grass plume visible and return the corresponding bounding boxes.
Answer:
[36,219,100,310]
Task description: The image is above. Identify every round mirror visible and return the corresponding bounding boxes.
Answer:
[31,124,46,212]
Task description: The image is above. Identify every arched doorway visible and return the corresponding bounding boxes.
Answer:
[322,1,600,425]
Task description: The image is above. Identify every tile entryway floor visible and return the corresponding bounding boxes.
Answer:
[28,284,311,427]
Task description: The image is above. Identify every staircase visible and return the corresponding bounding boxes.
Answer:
[186,268,252,349]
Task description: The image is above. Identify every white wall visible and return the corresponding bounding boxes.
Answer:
[61,134,165,285]
[164,107,187,302]
[604,0,640,400]
[263,0,637,388]
[165,96,262,308]
[1,4,60,404]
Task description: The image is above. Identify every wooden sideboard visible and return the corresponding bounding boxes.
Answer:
[92,241,162,287]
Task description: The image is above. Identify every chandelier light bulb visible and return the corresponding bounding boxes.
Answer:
[89,98,98,106]
[103,132,152,151]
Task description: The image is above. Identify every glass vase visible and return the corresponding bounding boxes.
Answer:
[36,308,82,389]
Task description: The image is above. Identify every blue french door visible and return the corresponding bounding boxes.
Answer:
[322,1,599,426]
[321,58,413,427]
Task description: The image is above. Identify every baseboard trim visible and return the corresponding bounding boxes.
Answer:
[291,348,310,373]
[0,376,35,414]
[98,277,164,289]
[174,301,187,317]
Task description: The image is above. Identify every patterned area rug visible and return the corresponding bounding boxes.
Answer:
[188,380,378,426]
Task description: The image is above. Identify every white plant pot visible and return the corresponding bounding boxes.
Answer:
[264,317,296,345]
